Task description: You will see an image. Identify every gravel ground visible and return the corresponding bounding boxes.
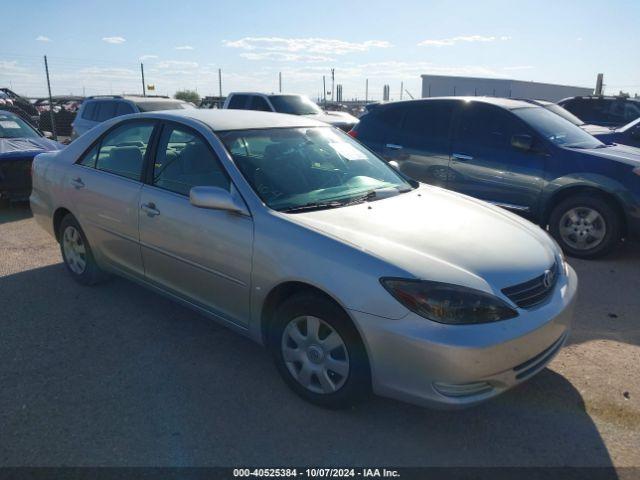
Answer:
[0,203,638,467]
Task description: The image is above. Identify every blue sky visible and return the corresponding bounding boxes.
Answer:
[2,0,639,100]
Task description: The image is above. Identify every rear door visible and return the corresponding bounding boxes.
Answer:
[138,121,253,325]
[447,103,546,213]
[67,120,157,277]
[381,100,455,187]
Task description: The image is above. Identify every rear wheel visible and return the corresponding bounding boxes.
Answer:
[548,194,621,259]
[269,293,371,409]
[58,214,108,285]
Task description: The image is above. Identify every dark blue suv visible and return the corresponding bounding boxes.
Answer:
[350,97,640,258]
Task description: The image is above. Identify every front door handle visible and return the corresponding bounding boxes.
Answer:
[71,177,84,189]
[141,202,160,217]
[452,153,474,161]
[385,143,404,150]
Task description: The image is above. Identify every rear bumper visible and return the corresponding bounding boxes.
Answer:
[350,265,577,409]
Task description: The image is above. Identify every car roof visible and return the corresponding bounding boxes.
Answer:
[84,95,183,103]
[228,92,305,98]
[137,109,328,131]
[561,95,640,102]
[377,96,537,110]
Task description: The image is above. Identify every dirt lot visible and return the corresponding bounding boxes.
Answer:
[1,204,639,467]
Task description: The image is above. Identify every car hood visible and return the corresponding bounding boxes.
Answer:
[574,143,640,167]
[0,137,63,160]
[305,111,359,126]
[285,186,557,292]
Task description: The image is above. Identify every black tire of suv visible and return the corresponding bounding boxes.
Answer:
[548,194,621,259]
[269,292,371,409]
[58,214,109,285]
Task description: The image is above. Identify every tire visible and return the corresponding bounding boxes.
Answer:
[548,194,621,259]
[269,293,371,409]
[58,214,108,285]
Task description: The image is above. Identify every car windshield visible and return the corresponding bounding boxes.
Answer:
[269,95,323,115]
[543,103,584,126]
[134,101,190,112]
[0,113,41,139]
[514,106,604,149]
[219,127,412,212]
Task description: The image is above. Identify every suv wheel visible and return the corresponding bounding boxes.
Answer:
[59,214,108,285]
[548,194,621,259]
[269,293,371,409]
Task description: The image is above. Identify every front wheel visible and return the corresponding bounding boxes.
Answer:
[548,194,621,259]
[269,293,371,409]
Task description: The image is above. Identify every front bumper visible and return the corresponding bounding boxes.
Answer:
[350,265,578,408]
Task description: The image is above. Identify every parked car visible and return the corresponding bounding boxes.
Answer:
[31,109,576,409]
[582,117,640,149]
[70,95,193,140]
[0,87,40,125]
[350,97,640,258]
[223,92,358,131]
[558,95,640,128]
[0,111,63,202]
[35,96,84,137]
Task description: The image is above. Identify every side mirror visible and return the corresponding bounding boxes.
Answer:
[189,186,248,215]
[511,134,533,151]
[42,131,54,139]
[388,160,400,170]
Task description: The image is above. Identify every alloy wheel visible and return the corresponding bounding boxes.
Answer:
[558,207,606,251]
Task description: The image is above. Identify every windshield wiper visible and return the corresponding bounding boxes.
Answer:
[279,201,344,213]
[280,187,404,213]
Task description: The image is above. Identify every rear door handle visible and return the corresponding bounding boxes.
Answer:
[71,177,84,189]
[385,143,404,150]
[452,153,474,161]
[141,202,160,217]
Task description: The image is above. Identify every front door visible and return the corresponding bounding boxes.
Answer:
[447,103,547,214]
[138,123,254,325]
[67,120,156,277]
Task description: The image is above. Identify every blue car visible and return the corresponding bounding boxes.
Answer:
[0,110,63,202]
[350,97,640,259]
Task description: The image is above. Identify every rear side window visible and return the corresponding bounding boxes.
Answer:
[95,101,117,122]
[94,121,155,180]
[376,105,405,129]
[402,101,455,145]
[81,102,97,120]
[249,96,272,112]
[227,95,249,109]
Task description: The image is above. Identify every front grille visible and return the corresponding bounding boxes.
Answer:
[502,261,559,309]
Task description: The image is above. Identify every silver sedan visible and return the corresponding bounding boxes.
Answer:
[30,109,577,409]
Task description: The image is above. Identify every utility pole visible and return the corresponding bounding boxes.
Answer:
[331,68,335,103]
[140,63,146,97]
[279,72,282,93]
[218,69,222,98]
[400,81,403,100]
[43,55,57,140]
[322,76,327,107]
[365,79,368,103]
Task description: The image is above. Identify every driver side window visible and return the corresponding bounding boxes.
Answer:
[152,125,230,196]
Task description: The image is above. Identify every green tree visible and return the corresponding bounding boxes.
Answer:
[174,90,200,105]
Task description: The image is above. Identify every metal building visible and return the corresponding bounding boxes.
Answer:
[421,75,593,102]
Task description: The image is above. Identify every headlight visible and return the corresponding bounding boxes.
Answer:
[544,229,568,275]
[380,278,518,325]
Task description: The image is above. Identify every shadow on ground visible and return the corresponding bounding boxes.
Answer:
[0,202,32,225]
[0,263,616,469]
